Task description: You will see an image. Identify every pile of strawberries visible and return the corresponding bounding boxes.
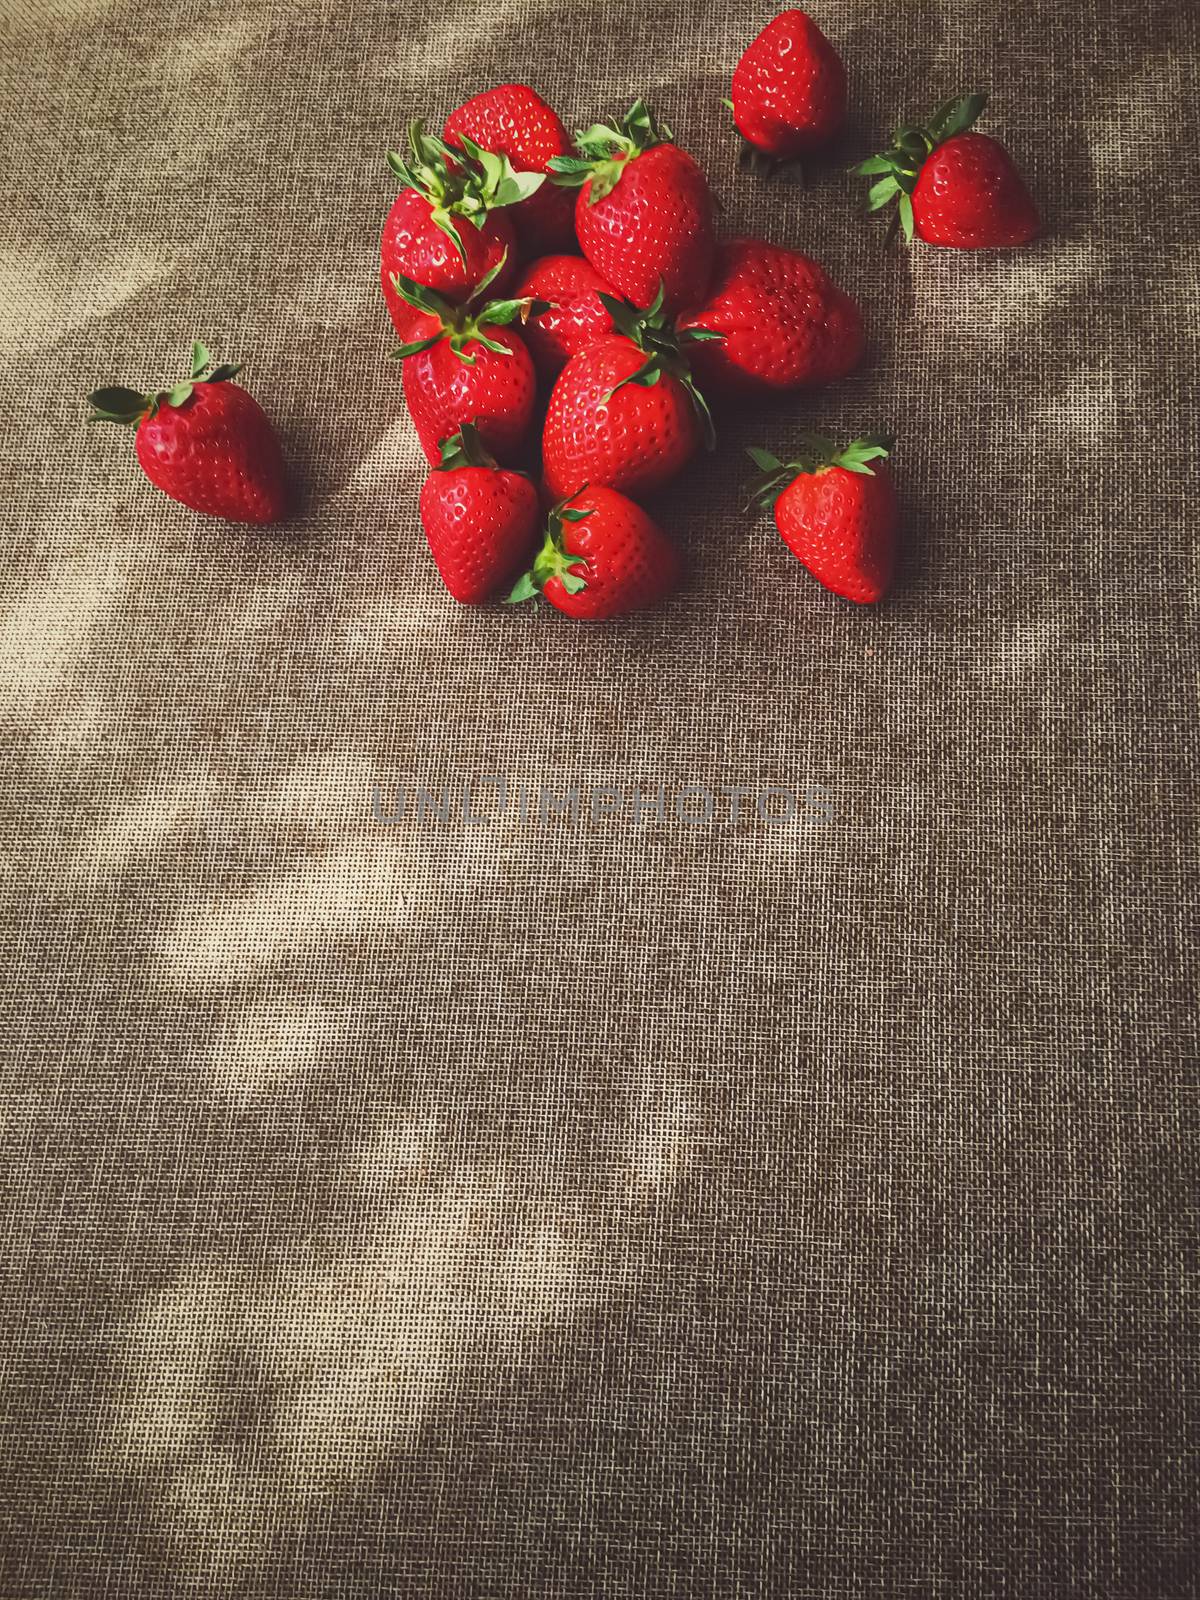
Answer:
[88,10,1040,619]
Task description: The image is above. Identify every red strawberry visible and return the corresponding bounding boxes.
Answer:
[512,255,618,381]
[418,424,540,603]
[443,85,576,255]
[677,236,864,395]
[86,342,286,525]
[548,100,715,316]
[391,257,542,465]
[729,10,847,169]
[855,93,1039,248]
[746,435,897,604]
[381,121,543,338]
[540,287,720,502]
[508,486,681,619]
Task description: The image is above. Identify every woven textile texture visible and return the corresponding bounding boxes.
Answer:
[2,0,1198,1594]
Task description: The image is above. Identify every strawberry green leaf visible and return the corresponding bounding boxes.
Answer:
[390,335,440,361]
[574,122,624,157]
[430,208,469,267]
[436,422,496,471]
[586,161,625,204]
[164,382,194,407]
[88,385,146,412]
[559,570,588,595]
[928,92,987,142]
[833,436,892,475]
[489,166,546,208]
[623,98,671,147]
[457,134,500,184]
[898,191,915,243]
[602,360,658,403]
[86,385,150,425]
[206,362,242,383]
[390,270,455,319]
[190,341,212,378]
[462,331,511,357]
[742,466,791,513]
[854,154,895,176]
[796,432,838,461]
[476,298,523,326]
[687,380,717,452]
[506,571,540,604]
[867,176,900,211]
[468,250,509,303]
[546,155,595,189]
[596,292,644,341]
[738,140,784,180]
[746,446,783,473]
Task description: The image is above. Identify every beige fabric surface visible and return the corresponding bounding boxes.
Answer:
[2,0,1198,1594]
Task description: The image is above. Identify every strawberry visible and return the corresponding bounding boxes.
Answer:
[380,121,543,339]
[419,423,540,603]
[855,93,1040,248]
[443,84,576,256]
[548,100,716,316]
[508,486,681,619]
[86,342,286,525]
[540,286,721,502]
[512,255,618,381]
[391,256,543,465]
[676,236,864,395]
[728,9,847,171]
[745,435,897,604]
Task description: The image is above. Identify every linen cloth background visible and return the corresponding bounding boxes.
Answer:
[2,0,1198,1594]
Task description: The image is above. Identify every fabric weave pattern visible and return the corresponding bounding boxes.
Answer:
[1,1,1197,1595]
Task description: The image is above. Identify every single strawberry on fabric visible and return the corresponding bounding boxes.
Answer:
[381,121,544,339]
[443,84,576,255]
[745,435,898,604]
[86,342,287,525]
[728,9,847,172]
[854,93,1040,248]
[391,256,543,465]
[507,486,681,619]
[419,423,540,603]
[676,237,864,395]
[512,255,618,381]
[540,285,722,502]
[548,100,716,316]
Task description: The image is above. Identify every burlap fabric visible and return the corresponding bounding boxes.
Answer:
[2,0,1197,1594]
